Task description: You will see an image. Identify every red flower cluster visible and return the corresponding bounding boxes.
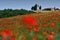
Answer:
[50,23,55,27]
[33,37,38,40]
[10,38,16,40]
[34,26,40,32]
[47,35,54,40]
[43,32,47,36]
[21,36,26,40]
[1,30,12,39]
[22,16,38,26]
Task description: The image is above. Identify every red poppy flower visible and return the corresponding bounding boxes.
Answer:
[21,36,26,40]
[47,35,54,40]
[1,30,12,39]
[10,38,16,40]
[33,37,38,40]
[34,27,40,32]
[43,32,47,36]
[22,16,38,26]
[50,23,55,27]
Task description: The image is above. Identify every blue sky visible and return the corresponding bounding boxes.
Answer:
[0,0,60,10]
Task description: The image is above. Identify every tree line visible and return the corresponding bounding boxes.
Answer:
[0,9,35,18]
[31,4,41,10]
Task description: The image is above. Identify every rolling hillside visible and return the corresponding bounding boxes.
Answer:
[0,11,60,40]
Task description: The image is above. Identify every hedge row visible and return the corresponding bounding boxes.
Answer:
[0,9,35,18]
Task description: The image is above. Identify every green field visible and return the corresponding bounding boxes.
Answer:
[0,11,60,40]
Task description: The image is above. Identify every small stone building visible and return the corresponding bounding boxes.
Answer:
[31,4,59,12]
[42,8,55,11]
[42,7,59,12]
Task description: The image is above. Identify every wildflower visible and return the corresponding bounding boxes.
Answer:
[21,36,26,40]
[10,38,16,40]
[50,23,55,27]
[43,32,47,36]
[22,16,38,26]
[47,35,54,40]
[1,30,12,39]
[33,37,38,40]
[34,27,40,32]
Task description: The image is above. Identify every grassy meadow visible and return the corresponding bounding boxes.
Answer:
[0,11,60,40]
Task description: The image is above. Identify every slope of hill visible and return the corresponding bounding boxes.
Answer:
[0,11,60,40]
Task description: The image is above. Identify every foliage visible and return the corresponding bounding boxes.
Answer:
[0,9,35,18]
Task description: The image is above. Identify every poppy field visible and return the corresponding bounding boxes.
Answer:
[0,11,60,40]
